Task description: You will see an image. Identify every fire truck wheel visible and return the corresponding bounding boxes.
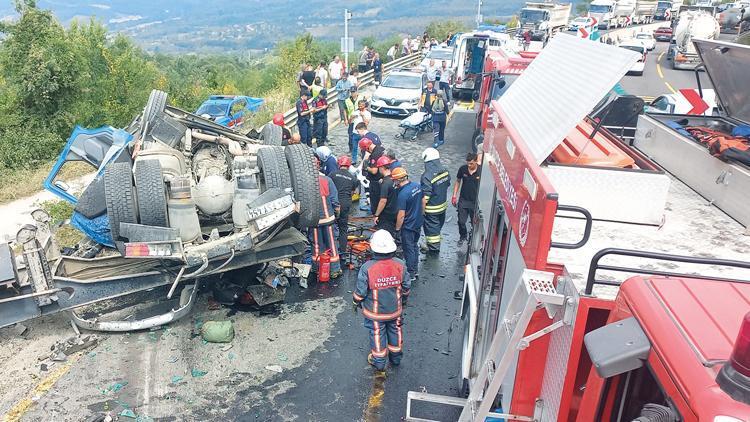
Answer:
[285,144,321,229]
[258,146,292,191]
[134,159,169,227]
[104,161,138,244]
[260,122,283,146]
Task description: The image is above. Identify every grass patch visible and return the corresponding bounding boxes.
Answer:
[0,160,93,205]
[39,199,84,249]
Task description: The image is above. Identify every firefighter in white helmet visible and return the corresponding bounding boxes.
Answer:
[353,230,410,371]
[420,147,451,253]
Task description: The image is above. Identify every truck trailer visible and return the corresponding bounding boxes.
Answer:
[404,34,750,422]
[633,0,659,24]
[589,0,636,29]
[672,10,720,69]
[518,2,573,43]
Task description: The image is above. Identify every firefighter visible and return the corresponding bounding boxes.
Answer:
[330,156,357,255]
[353,229,410,371]
[312,89,329,146]
[452,152,481,244]
[359,136,385,215]
[373,156,399,237]
[420,148,451,253]
[296,90,314,147]
[306,160,342,279]
[393,167,423,281]
[315,146,338,177]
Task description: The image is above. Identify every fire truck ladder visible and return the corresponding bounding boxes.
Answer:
[405,269,575,422]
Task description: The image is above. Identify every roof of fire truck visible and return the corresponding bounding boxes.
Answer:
[619,275,750,417]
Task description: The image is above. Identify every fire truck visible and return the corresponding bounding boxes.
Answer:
[405,35,750,421]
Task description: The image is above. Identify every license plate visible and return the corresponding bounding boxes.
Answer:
[384,109,399,115]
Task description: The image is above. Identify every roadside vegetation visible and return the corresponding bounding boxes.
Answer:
[0,1,473,204]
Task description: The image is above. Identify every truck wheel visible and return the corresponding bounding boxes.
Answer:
[142,90,168,142]
[258,146,291,191]
[134,159,168,227]
[260,122,283,146]
[104,161,138,242]
[75,177,107,219]
[285,144,321,229]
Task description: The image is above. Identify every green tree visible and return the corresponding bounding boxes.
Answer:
[425,20,470,41]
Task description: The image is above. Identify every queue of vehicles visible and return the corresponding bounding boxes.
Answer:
[517,1,573,42]
[406,32,750,422]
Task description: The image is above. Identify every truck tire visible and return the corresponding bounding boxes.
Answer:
[104,161,138,242]
[257,146,291,191]
[285,144,321,229]
[134,159,168,227]
[74,177,107,219]
[260,122,283,146]
[142,90,168,141]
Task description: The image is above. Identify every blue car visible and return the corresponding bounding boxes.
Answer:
[195,95,263,129]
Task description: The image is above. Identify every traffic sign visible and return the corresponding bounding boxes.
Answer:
[680,89,709,115]
[340,37,354,53]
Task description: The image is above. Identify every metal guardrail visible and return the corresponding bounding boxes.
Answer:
[282,52,423,129]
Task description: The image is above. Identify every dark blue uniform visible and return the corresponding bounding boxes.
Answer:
[312,96,328,146]
[296,98,312,147]
[421,159,451,252]
[397,181,423,277]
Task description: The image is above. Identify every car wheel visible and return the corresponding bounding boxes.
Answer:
[134,159,169,227]
[285,144,321,229]
[258,146,291,191]
[104,161,138,246]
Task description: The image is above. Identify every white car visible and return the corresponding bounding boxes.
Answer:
[420,47,454,68]
[568,17,595,31]
[370,68,426,117]
[635,33,657,50]
[619,42,647,76]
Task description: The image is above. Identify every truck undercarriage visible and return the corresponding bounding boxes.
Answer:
[0,90,317,332]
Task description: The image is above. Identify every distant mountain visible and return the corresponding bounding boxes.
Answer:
[0,0,528,53]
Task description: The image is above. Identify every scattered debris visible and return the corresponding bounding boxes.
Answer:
[107,381,128,393]
[167,356,179,363]
[191,368,208,378]
[46,334,99,362]
[171,375,184,384]
[265,364,283,373]
[70,320,81,336]
[119,409,137,419]
[207,298,221,310]
[200,320,235,343]
[277,352,288,362]
[13,323,29,337]
[221,344,233,352]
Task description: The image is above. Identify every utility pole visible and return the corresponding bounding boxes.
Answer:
[476,0,483,26]
[344,9,352,71]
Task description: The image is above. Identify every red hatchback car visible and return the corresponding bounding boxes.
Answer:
[654,26,673,42]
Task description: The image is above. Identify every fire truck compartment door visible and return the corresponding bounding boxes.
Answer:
[497,34,640,164]
[584,316,651,379]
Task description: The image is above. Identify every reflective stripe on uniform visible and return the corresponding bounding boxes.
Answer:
[425,202,448,213]
[430,171,449,184]
[425,235,441,244]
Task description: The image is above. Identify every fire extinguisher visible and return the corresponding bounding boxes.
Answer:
[318,250,331,282]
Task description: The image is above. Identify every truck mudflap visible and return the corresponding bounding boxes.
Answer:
[69,283,198,332]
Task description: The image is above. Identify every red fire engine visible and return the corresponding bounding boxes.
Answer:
[406,35,750,421]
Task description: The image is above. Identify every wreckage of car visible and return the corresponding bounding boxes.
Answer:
[0,90,319,332]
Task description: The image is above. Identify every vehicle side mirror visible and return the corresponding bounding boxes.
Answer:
[54,181,71,192]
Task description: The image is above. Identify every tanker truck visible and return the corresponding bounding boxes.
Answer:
[589,0,636,29]
[517,2,572,43]
[672,10,720,69]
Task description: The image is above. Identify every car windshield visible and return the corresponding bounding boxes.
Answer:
[520,9,546,22]
[196,103,228,117]
[621,45,645,54]
[427,50,453,61]
[657,1,671,8]
[491,75,519,100]
[382,74,422,89]
[589,4,612,13]
[636,34,653,39]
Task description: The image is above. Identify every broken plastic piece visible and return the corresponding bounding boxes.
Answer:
[200,320,235,343]
[191,368,207,378]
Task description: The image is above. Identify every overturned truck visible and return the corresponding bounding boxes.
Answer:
[0,90,318,331]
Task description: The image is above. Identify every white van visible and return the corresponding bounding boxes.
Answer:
[451,30,510,100]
